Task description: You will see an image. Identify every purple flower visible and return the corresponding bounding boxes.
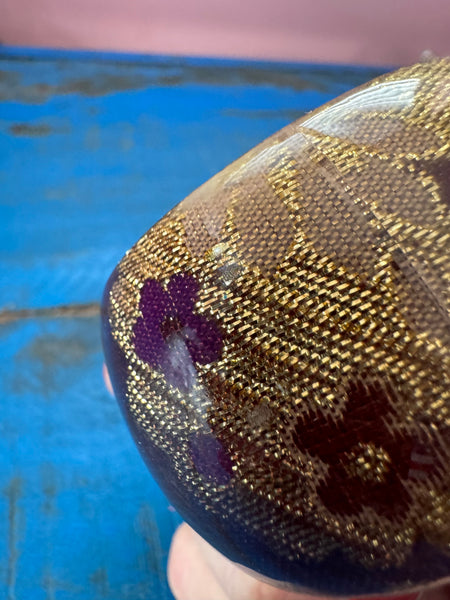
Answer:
[133,273,222,389]
[189,431,233,485]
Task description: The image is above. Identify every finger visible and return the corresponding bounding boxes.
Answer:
[169,524,450,600]
[169,523,335,600]
[102,363,114,396]
[168,523,229,600]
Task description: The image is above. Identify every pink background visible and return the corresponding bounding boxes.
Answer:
[2,0,450,65]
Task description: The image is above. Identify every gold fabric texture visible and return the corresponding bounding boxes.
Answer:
[103,60,450,594]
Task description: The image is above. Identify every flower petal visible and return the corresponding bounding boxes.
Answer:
[189,431,233,485]
[133,315,166,368]
[184,313,223,364]
[139,278,170,323]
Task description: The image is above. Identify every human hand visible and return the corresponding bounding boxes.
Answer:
[168,523,449,600]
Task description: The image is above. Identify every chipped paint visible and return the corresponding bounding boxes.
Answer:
[135,504,167,587]
[221,107,307,120]
[9,123,52,137]
[10,327,93,398]
[42,569,56,600]
[41,464,58,517]
[44,182,78,201]
[41,568,81,599]
[0,70,19,87]
[89,568,109,597]
[5,477,23,600]
[0,58,386,105]
[0,70,153,104]
[26,333,89,368]
[0,303,100,325]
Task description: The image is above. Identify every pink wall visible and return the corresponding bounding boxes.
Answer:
[2,0,450,65]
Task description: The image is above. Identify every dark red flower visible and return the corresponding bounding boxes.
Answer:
[292,375,439,518]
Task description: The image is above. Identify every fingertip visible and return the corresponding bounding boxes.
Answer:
[168,524,229,600]
[167,525,188,599]
[102,363,114,396]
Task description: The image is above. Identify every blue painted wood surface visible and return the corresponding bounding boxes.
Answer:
[0,47,386,599]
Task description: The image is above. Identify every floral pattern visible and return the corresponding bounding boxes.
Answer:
[292,375,440,518]
[133,272,222,389]
[189,430,233,485]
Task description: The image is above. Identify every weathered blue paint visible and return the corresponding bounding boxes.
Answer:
[0,316,181,600]
[0,48,385,310]
[0,47,386,599]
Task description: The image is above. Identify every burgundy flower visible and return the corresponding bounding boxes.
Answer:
[133,272,222,389]
[292,375,440,518]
